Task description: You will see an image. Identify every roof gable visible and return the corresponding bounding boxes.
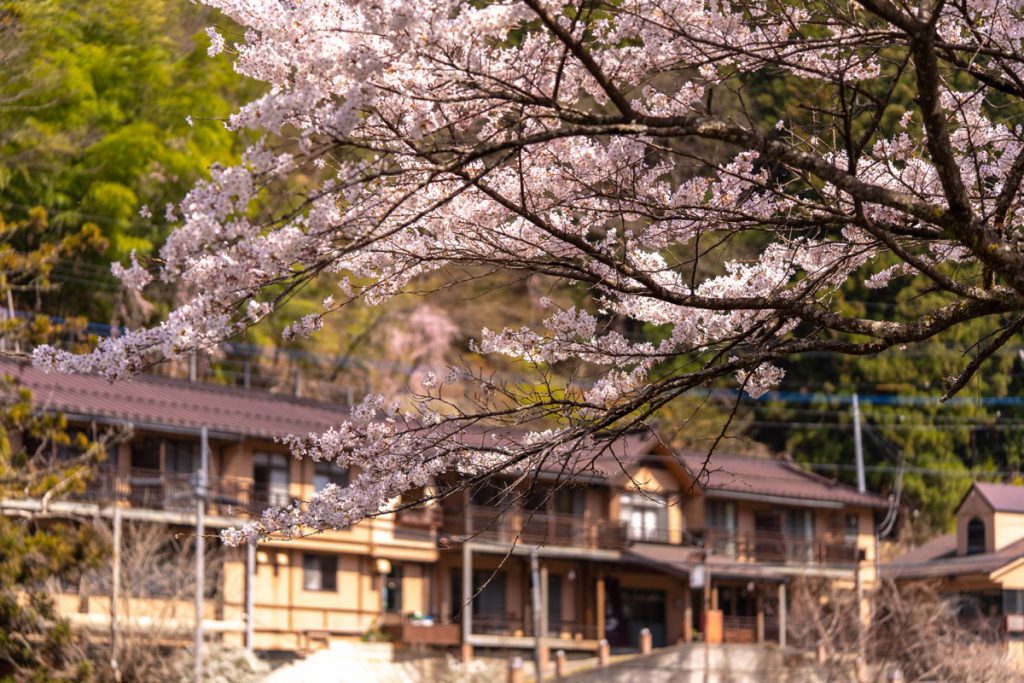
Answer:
[970,482,1024,514]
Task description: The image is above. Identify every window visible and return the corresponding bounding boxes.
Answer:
[785,509,815,562]
[553,488,585,516]
[1004,590,1024,616]
[303,554,337,591]
[547,574,562,633]
[130,437,162,471]
[165,439,199,474]
[314,461,349,492]
[450,570,507,623]
[707,500,738,557]
[619,492,667,542]
[967,517,986,555]
[707,500,737,531]
[470,479,511,508]
[254,452,290,507]
[844,513,859,543]
[383,566,403,612]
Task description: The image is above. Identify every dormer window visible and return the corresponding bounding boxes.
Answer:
[967,517,986,555]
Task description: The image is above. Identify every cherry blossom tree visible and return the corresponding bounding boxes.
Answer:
[30,0,1024,542]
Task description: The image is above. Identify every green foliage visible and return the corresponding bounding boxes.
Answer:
[0,376,107,682]
[0,0,259,322]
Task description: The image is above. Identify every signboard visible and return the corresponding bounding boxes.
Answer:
[689,565,705,590]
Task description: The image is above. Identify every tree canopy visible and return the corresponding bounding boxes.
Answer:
[29,0,1024,541]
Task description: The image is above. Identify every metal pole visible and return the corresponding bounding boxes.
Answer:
[461,542,472,662]
[245,541,256,654]
[530,550,544,682]
[195,426,209,683]
[111,504,122,682]
[853,393,866,493]
[703,551,711,683]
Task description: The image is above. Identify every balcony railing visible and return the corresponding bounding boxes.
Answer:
[395,506,439,529]
[68,467,258,517]
[701,528,861,565]
[442,505,628,550]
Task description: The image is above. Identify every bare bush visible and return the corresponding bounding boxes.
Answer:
[82,520,225,682]
[789,578,1018,682]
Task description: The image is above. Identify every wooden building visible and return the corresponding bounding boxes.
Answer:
[1,359,885,658]
[885,482,1024,661]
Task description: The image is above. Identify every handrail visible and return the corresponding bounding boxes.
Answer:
[701,527,861,565]
[68,466,257,515]
[442,505,628,550]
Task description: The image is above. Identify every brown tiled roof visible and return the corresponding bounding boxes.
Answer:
[972,482,1024,514]
[883,534,1024,579]
[0,359,348,440]
[676,451,888,509]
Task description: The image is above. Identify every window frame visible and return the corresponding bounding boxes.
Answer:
[966,517,986,555]
[302,553,338,592]
[313,461,349,493]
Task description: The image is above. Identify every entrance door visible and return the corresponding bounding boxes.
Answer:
[754,511,784,561]
[620,588,667,649]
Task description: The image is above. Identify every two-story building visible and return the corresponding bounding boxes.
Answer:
[2,357,887,661]
[425,439,886,658]
[884,481,1024,660]
[0,358,438,653]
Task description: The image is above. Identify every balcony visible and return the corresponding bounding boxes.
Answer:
[69,467,257,517]
[701,528,862,565]
[395,506,439,529]
[442,505,628,550]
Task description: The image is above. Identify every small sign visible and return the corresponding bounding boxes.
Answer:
[689,565,705,589]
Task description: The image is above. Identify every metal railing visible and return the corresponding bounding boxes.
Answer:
[702,528,861,565]
[442,505,628,550]
[69,467,257,516]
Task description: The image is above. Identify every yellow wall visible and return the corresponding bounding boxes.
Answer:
[994,512,1024,552]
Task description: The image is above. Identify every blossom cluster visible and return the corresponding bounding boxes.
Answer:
[34,0,1024,538]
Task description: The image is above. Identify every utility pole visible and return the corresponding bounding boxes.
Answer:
[194,426,209,683]
[110,503,122,682]
[530,550,544,682]
[852,393,866,493]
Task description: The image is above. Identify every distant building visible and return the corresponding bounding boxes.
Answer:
[1,358,885,660]
[884,481,1024,660]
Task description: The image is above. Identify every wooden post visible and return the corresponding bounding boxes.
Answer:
[756,591,765,644]
[683,586,693,642]
[555,650,567,679]
[596,574,606,640]
[540,562,549,638]
[530,551,545,681]
[598,639,610,667]
[703,554,711,683]
[194,426,209,683]
[507,656,523,683]
[640,627,652,654]
[462,542,473,662]
[110,504,122,682]
[245,541,256,653]
[778,582,787,647]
